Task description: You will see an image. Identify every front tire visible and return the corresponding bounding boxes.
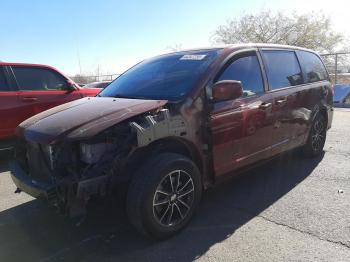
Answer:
[303,113,327,157]
[126,153,202,239]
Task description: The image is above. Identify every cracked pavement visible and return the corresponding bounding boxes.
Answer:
[0,108,349,262]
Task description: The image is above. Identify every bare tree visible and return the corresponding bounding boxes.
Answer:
[71,74,95,85]
[166,43,184,52]
[212,10,346,53]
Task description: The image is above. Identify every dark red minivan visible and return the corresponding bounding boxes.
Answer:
[0,63,100,149]
[10,44,333,239]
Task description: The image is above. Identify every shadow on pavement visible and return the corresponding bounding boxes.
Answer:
[0,151,324,261]
[0,164,8,173]
[0,161,9,173]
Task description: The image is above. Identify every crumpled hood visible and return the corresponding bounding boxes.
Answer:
[18,97,167,144]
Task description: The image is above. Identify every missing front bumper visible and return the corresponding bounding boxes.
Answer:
[9,160,56,199]
[9,159,110,217]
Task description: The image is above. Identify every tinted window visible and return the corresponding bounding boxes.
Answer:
[217,54,264,97]
[12,67,68,91]
[298,51,328,83]
[262,50,303,90]
[99,49,221,101]
[0,67,10,91]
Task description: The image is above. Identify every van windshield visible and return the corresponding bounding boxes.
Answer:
[99,49,222,101]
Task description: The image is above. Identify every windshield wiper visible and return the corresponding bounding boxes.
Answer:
[114,94,149,99]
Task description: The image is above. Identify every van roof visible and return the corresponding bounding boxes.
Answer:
[167,43,318,55]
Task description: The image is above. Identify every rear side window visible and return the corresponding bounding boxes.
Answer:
[297,51,328,83]
[262,50,303,90]
[0,67,11,91]
[217,53,264,97]
[12,67,68,91]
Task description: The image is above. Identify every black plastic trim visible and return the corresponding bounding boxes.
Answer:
[9,160,55,198]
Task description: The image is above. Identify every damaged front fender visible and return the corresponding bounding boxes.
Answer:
[130,108,189,147]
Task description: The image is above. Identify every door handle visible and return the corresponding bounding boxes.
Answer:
[275,98,287,105]
[22,97,38,102]
[259,102,272,109]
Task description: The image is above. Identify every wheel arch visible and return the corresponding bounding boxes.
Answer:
[310,103,328,126]
[318,106,328,126]
[127,136,204,181]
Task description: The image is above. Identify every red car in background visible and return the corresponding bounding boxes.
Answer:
[0,63,100,149]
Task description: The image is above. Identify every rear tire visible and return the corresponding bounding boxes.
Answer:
[302,113,327,157]
[126,153,202,239]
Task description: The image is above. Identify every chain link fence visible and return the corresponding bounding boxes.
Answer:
[321,52,350,85]
[70,74,120,85]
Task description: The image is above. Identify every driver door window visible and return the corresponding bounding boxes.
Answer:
[12,67,69,91]
[217,53,265,97]
[12,66,80,116]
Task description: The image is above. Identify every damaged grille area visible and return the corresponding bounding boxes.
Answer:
[26,142,53,183]
[16,122,134,183]
[13,118,156,217]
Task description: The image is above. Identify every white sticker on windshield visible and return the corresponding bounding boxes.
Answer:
[180,54,206,60]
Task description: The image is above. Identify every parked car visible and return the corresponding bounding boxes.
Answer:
[0,63,101,149]
[333,84,350,106]
[83,81,112,89]
[10,44,333,239]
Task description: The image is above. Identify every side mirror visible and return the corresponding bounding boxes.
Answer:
[212,80,243,102]
[63,80,77,91]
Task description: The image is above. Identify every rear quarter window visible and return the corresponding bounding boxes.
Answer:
[297,51,329,83]
[262,50,303,90]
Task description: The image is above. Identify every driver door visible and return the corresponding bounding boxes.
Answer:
[210,50,274,177]
[11,66,82,117]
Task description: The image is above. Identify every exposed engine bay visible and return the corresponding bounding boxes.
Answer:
[13,108,189,217]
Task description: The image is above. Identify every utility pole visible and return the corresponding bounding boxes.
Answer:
[77,48,82,75]
[97,64,100,82]
[334,53,338,84]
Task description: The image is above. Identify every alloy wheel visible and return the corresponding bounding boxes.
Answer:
[311,119,325,152]
[152,170,195,227]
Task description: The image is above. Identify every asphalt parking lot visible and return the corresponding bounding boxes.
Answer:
[0,108,349,262]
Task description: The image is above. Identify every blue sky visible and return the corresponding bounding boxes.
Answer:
[0,0,348,76]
